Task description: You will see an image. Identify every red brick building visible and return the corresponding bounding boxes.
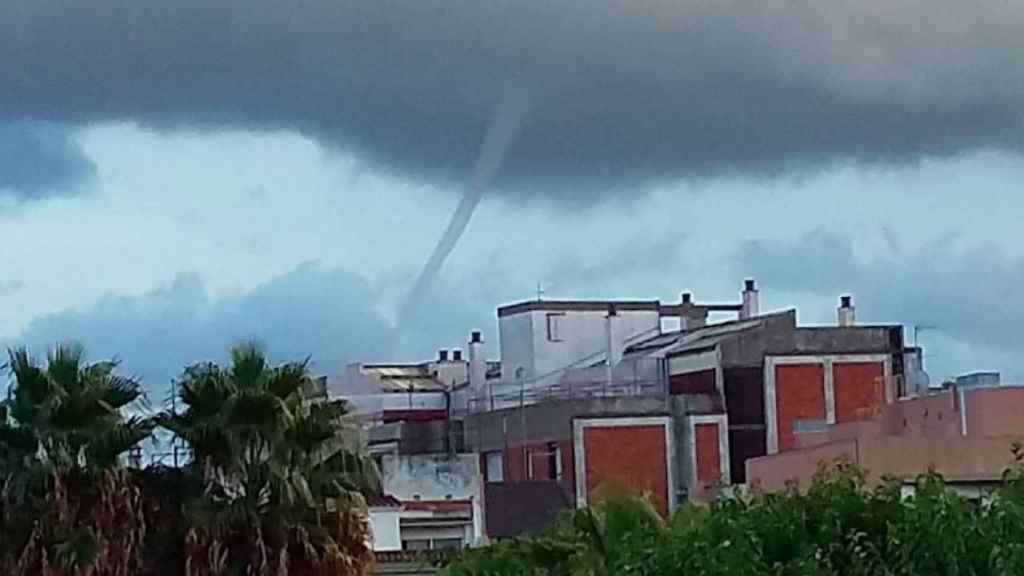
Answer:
[355,282,925,549]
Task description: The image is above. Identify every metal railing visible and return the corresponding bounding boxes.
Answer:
[458,357,668,414]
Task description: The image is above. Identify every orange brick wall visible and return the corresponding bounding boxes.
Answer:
[582,425,669,516]
[695,423,721,488]
[834,362,885,422]
[775,364,826,452]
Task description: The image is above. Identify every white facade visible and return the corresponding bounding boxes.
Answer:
[378,392,447,412]
[368,508,402,551]
[379,453,486,549]
[499,308,661,390]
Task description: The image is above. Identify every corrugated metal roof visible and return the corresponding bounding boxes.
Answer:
[362,364,447,392]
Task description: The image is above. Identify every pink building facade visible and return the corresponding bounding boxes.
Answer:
[747,385,1024,492]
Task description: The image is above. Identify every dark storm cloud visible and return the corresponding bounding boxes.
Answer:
[2,2,1023,199]
[0,121,95,199]
[5,263,397,391]
[735,230,1024,352]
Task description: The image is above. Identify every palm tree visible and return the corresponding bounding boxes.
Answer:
[159,342,379,576]
[0,343,153,575]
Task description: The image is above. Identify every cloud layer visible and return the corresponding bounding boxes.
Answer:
[4,260,508,396]
[735,230,1024,354]
[0,121,95,199]
[3,2,1023,198]
[6,263,396,393]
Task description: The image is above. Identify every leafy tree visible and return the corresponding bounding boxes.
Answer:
[158,342,379,576]
[443,457,1024,576]
[0,343,153,575]
[443,492,663,576]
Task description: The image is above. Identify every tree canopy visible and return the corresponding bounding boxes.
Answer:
[0,342,377,576]
[443,457,1024,576]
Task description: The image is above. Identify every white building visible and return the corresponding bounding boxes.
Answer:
[368,454,486,552]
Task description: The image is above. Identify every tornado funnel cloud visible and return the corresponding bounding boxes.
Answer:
[400,94,532,324]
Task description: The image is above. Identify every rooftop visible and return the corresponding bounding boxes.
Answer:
[497,299,664,317]
[497,297,745,318]
[360,364,447,392]
[625,309,796,356]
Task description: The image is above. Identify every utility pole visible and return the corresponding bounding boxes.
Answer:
[520,374,528,478]
[171,378,179,468]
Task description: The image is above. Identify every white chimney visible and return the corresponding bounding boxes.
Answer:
[838,295,856,327]
[740,279,759,319]
[468,331,488,403]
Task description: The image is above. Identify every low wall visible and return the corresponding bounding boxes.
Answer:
[747,435,1024,492]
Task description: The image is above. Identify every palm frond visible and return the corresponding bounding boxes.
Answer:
[85,416,156,468]
[45,342,85,392]
[267,360,311,401]
[229,342,268,392]
[5,347,63,427]
[97,374,145,410]
[225,389,294,434]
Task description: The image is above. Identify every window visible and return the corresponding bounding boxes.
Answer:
[403,538,463,551]
[485,451,504,482]
[433,538,463,550]
[402,539,431,551]
[546,313,564,341]
[548,442,562,482]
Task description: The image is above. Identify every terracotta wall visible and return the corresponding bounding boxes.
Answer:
[748,435,1024,492]
[774,364,826,451]
[834,362,885,422]
[695,423,722,489]
[966,388,1024,437]
[747,440,857,491]
[582,424,670,516]
[882,391,961,437]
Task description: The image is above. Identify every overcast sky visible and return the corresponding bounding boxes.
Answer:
[2,2,1024,393]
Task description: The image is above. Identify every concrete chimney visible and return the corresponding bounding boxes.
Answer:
[438,349,449,362]
[679,292,707,331]
[452,349,463,362]
[468,331,488,404]
[740,279,759,319]
[838,295,856,327]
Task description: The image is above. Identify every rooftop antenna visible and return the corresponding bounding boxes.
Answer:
[536,282,545,301]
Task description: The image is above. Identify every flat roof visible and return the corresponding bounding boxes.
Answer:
[498,300,662,317]
[497,299,744,317]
